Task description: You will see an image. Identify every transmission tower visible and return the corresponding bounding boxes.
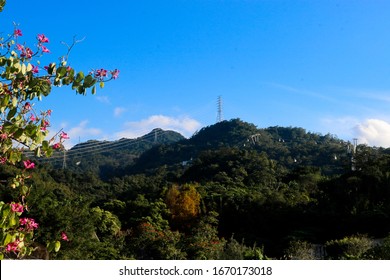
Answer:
[353,138,358,154]
[351,138,358,171]
[62,149,67,169]
[217,95,223,123]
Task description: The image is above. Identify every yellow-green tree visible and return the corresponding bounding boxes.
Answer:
[165,184,201,225]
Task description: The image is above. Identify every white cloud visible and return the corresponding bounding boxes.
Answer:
[354,119,390,148]
[96,96,110,104]
[114,107,127,117]
[116,115,201,139]
[62,120,102,148]
[320,116,359,139]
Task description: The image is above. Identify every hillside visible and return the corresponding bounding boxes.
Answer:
[130,118,352,176]
[40,128,185,178]
[20,118,390,260]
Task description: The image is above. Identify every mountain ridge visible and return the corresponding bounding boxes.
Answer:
[44,118,373,179]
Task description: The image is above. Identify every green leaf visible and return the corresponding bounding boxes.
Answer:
[25,232,34,242]
[13,129,24,139]
[42,140,49,150]
[21,63,27,75]
[47,63,56,75]
[4,233,14,246]
[99,81,105,89]
[0,57,6,66]
[57,66,67,78]
[0,94,9,108]
[21,185,29,196]
[72,81,80,90]
[91,85,96,95]
[54,241,61,252]
[13,62,21,72]
[83,75,96,88]
[68,68,75,77]
[77,86,86,94]
[35,146,41,157]
[45,147,53,157]
[7,108,17,120]
[9,214,17,227]
[75,71,84,83]
[8,151,21,164]
[62,77,70,85]
[35,131,45,144]
[40,81,51,96]
[12,96,18,107]
[1,204,11,218]
[47,241,61,253]
[0,0,5,12]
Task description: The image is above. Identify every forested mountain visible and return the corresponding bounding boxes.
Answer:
[3,119,390,260]
[40,128,185,179]
[132,119,350,176]
[41,119,352,180]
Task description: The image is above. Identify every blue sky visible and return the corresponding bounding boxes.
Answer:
[2,1,390,147]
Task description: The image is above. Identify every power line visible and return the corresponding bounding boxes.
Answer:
[25,129,172,166]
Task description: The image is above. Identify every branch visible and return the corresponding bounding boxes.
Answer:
[60,36,86,63]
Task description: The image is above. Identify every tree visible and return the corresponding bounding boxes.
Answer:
[0,1,118,259]
[165,184,201,228]
[325,235,374,260]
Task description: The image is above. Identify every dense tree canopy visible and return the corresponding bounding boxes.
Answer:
[2,118,388,259]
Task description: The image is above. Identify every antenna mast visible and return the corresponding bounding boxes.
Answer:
[217,95,223,123]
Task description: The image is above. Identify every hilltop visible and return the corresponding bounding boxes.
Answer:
[42,118,365,180]
[129,118,353,176]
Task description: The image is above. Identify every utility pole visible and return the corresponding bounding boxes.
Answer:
[217,95,223,123]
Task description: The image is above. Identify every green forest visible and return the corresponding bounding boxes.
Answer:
[2,118,390,260]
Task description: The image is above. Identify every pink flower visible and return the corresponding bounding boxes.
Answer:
[11,202,24,213]
[52,143,62,149]
[46,109,52,116]
[14,29,23,37]
[31,65,39,74]
[40,120,50,131]
[111,69,120,80]
[37,34,49,43]
[61,232,69,241]
[0,157,7,164]
[60,131,70,140]
[20,47,33,59]
[41,45,50,53]
[20,217,39,231]
[24,102,32,111]
[29,114,37,122]
[94,68,108,78]
[23,160,35,169]
[6,239,20,252]
[16,44,24,51]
